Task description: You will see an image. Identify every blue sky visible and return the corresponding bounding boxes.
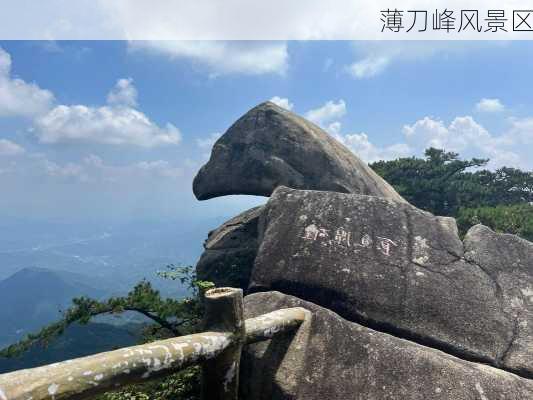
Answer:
[0,41,532,222]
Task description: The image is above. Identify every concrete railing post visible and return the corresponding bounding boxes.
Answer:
[201,287,245,400]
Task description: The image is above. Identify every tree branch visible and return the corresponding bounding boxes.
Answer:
[124,307,180,335]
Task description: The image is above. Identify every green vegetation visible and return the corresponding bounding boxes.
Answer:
[99,365,201,400]
[371,148,533,238]
[456,204,533,241]
[0,265,213,400]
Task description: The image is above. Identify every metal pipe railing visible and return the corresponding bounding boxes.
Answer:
[0,288,307,400]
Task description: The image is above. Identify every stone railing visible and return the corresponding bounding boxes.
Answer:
[0,287,307,400]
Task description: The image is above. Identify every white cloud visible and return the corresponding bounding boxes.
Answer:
[83,155,183,181]
[129,41,288,77]
[44,159,86,180]
[135,159,184,178]
[106,78,138,107]
[347,56,389,79]
[403,116,492,152]
[304,98,409,163]
[475,98,505,113]
[0,47,54,117]
[346,42,430,79]
[269,96,293,111]
[305,100,346,126]
[14,153,184,183]
[506,117,533,144]
[403,117,456,149]
[310,96,528,168]
[0,139,25,156]
[0,147,195,219]
[331,114,526,168]
[402,115,523,168]
[325,121,342,136]
[35,79,181,147]
[301,97,528,168]
[334,132,411,163]
[346,42,501,79]
[0,48,178,148]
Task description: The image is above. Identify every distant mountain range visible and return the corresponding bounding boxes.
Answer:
[0,216,232,373]
[0,267,106,348]
[0,217,227,295]
[0,322,141,373]
[0,267,147,374]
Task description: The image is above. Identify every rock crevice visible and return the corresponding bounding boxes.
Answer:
[241,291,533,399]
[249,186,533,378]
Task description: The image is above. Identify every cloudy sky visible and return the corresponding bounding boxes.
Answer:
[1,41,532,221]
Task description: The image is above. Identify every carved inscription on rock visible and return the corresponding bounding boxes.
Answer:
[302,223,399,257]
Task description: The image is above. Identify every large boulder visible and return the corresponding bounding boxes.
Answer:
[241,291,533,400]
[464,224,533,377]
[249,186,533,376]
[193,101,405,203]
[196,206,263,289]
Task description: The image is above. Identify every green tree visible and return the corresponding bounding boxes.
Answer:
[456,204,533,241]
[371,148,533,216]
[0,265,214,400]
[473,167,533,206]
[371,148,488,216]
[371,148,533,240]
